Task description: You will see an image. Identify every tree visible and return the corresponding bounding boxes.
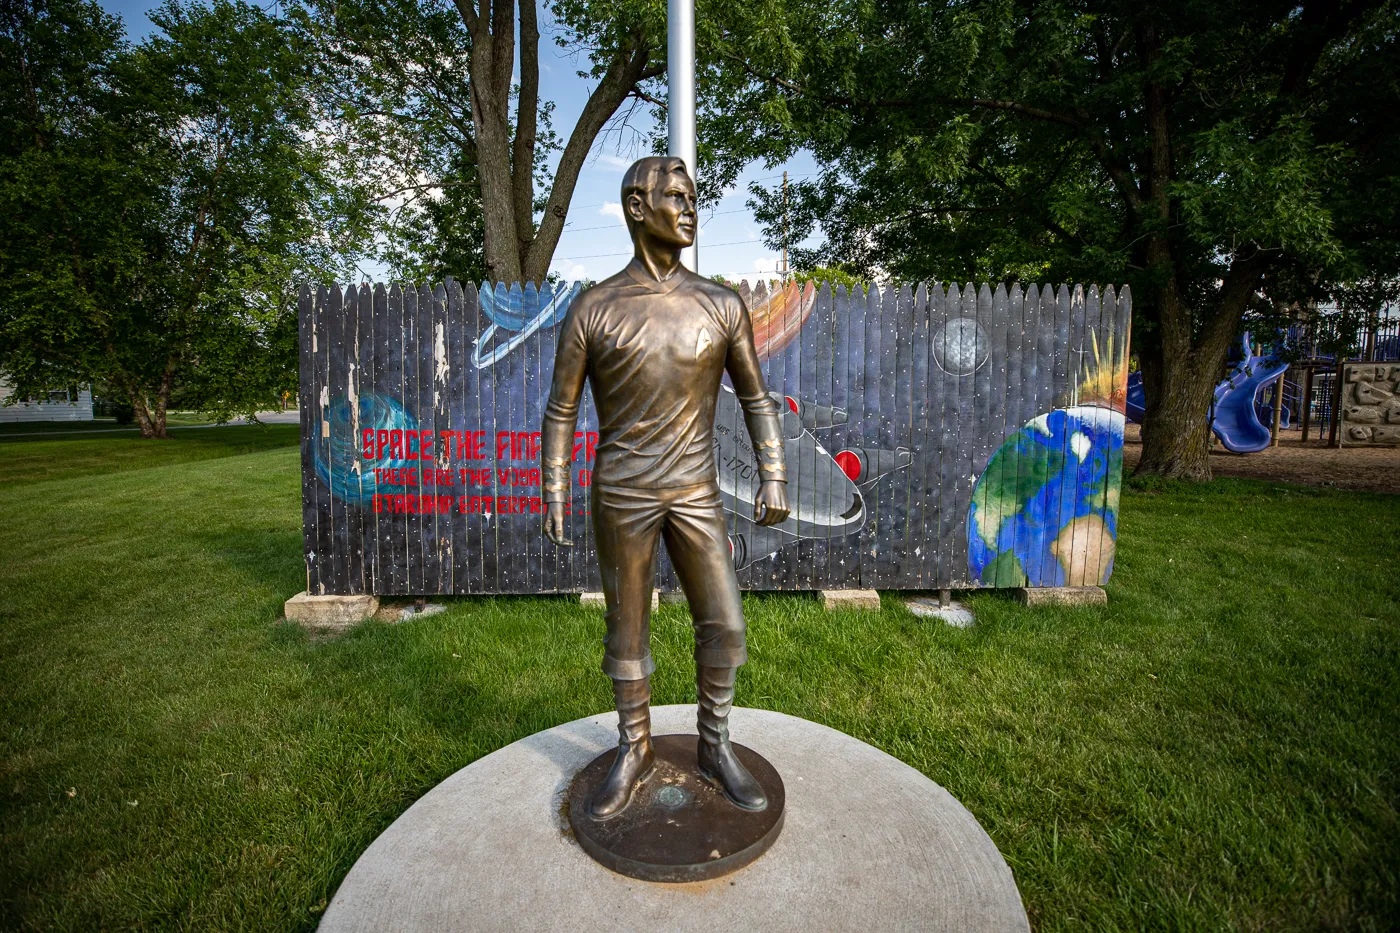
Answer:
[379,144,490,284]
[0,0,369,437]
[299,0,671,285]
[699,0,1398,478]
[1309,16,1400,357]
[795,265,869,291]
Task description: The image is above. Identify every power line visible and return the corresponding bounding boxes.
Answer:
[556,207,751,236]
[557,219,626,235]
[552,237,762,262]
[560,173,818,212]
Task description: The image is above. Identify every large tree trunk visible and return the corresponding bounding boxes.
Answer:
[126,389,168,439]
[151,356,176,439]
[465,0,523,284]
[1125,7,1351,479]
[1136,342,1223,480]
[521,36,659,284]
[1131,21,1217,480]
[1134,268,1221,480]
[108,358,168,440]
[457,0,659,285]
[120,353,178,440]
[1135,253,1270,479]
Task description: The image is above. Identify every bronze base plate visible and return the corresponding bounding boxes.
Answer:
[567,733,785,883]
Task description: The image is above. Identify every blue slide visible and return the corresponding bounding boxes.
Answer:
[1127,371,1146,424]
[1211,334,1290,453]
[1125,333,1289,453]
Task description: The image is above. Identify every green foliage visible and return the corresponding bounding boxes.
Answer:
[1174,116,1343,262]
[290,0,487,283]
[702,0,1394,288]
[0,0,370,434]
[378,146,489,285]
[795,265,869,291]
[697,0,1400,475]
[294,0,667,283]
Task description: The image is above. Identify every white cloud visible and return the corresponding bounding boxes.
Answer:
[596,153,632,169]
[599,201,626,224]
[752,255,781,277]
[553,260,588,283]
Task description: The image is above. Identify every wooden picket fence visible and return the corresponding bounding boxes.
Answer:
[299,279,1131,596]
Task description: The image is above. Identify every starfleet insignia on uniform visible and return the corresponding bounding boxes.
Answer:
[541,258,785,495]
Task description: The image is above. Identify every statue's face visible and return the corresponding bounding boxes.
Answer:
[628,171,697,249]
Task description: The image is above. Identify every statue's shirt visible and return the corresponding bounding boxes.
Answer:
[541,260,785,499]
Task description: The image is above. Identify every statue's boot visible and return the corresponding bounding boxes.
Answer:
[696,665,768,811]
[588,676,655,820]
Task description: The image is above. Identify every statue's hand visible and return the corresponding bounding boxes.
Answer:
[544,502,573,546]
[753,480,790,527]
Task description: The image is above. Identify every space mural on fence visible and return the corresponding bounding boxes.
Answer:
[966,331,1128,588]
[301,279,1131,595]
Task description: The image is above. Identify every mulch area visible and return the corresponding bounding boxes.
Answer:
[1122,424,1400,494]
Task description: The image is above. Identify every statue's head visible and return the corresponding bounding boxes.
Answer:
[621,156,697,250]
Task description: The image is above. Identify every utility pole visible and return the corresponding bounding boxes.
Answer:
[780,171,789,283]
[667,0,697,272]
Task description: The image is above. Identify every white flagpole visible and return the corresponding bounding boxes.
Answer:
[667,0,698,272]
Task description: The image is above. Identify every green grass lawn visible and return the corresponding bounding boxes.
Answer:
[0,419,129,434]
[1,429,1396,931]
[0,411,230,437]
[0,423,298,486]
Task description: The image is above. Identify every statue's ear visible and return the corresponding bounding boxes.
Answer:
[625,191,647,222]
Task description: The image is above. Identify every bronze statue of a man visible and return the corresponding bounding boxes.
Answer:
[541,157,789,820]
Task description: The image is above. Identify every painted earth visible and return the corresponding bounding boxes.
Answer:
[967,405,1125,587]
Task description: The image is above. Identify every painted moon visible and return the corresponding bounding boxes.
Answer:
[932,318,988,375]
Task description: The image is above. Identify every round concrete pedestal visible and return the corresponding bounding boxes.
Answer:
[319,706,1029,933]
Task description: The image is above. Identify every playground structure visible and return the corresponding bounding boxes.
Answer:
[1338,362,1400,446]
[1209,336,1292,453]
[1127,305,1400,451]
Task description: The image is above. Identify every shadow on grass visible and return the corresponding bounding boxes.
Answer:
[195,527,306,595]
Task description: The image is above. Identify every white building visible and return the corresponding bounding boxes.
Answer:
[0,379,94,423]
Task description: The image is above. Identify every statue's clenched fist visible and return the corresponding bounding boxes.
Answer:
[544,502,572,547]
[753,480,789,526]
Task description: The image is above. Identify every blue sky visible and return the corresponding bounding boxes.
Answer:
[97,0,822,284]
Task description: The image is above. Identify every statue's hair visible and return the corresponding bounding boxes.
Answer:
[620,157,691,231]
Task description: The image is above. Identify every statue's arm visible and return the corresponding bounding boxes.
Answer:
[541,301,589,545]
[725,298,790,527]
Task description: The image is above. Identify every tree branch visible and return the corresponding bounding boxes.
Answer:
[376,179,476,201]
[963,99,1142,212]
[1279,0,1375,99]
[630,87,666,109]
[512,0,539,254]
[1200,247,1274,355]
[959,97,1081,128]
[451,0,477,33]
[524,34,654,281]
[490,0,514,114]
[968,160,1082,243]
